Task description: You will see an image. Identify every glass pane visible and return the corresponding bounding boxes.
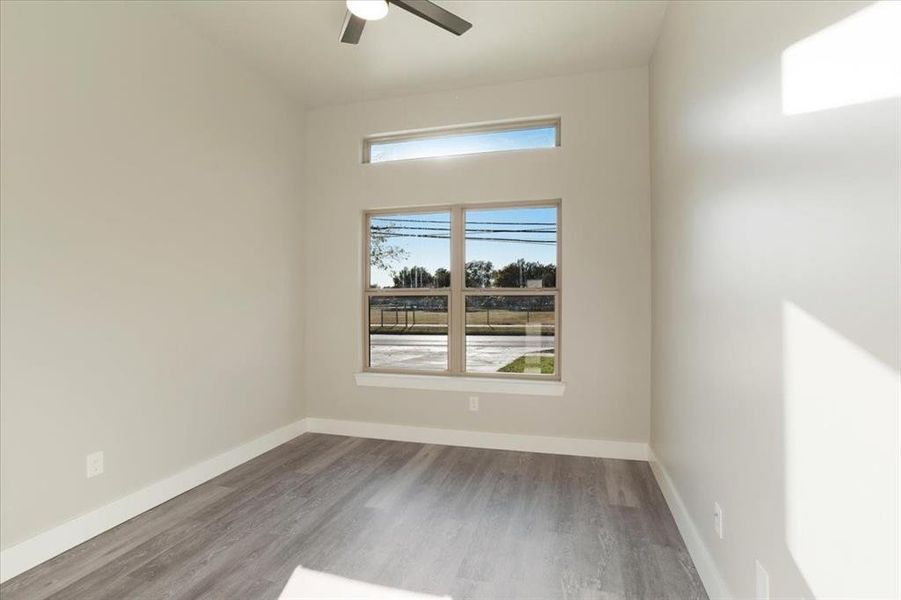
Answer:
[369,211,450,289]
[369,296,448,371]
[465,295,555,375]
[465,206,557,288]
[369,125,557,164]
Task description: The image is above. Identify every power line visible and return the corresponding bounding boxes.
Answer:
[372,226,450,231]
[371,217,449,223]
[375,232,555,244]
[466,237,555,244]
[372,226,556,233]
[371,217,556,226]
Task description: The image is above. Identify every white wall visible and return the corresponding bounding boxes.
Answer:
[650,1,900,598]
[302,69,651,443]
[0,1,306,549]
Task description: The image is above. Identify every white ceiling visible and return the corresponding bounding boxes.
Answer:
[169,1,667,108]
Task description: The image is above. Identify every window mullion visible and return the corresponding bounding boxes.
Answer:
[450,206,465,374]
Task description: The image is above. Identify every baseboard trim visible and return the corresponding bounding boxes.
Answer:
[648,448,732,599]
[0,418,310,583]
[305,417,648,461]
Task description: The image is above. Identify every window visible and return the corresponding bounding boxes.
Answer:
[364,201,560,379]
[364,118,560,164]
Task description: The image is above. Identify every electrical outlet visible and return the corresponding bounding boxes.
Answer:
[86,451,104,478]
[713,502,724,539]
[755,560,770,600]
[468,396,479,411]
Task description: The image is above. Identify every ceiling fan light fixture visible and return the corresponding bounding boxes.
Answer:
[346,0,389,21]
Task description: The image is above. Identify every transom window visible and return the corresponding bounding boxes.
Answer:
[364,201,560,380]
[363,118,560,164]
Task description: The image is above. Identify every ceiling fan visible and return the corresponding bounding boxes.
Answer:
[340,0,472,44]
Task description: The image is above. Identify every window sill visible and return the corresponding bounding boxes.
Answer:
[354,372,565,396]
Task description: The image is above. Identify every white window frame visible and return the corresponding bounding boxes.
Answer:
[362,199,562,381]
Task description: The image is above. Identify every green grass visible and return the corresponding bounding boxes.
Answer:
[369,324,554,336]
[497,352,555,374]
[369,325,449,335]
[369,309,554,327]
[368,308,554,336]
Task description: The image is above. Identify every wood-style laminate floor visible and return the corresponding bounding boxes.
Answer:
[1,433,708,600]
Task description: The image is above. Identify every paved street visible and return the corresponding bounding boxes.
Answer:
[369,334,554,372]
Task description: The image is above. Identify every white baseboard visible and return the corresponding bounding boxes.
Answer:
[648,448,732,599]
[0,418,310,583]
[305,417,648,461]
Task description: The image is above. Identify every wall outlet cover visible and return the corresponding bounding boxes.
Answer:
[713,501,724,539]
[755,560,770,600]
[468,396,479,411]
[86,451,104,478]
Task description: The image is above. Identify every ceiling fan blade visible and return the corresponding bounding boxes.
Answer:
[339,11,366,44]
[389,0,472,36]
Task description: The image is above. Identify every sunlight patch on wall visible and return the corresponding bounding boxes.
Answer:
[781,1,901,115]
[782,302,900,599]
[279,566,452,599]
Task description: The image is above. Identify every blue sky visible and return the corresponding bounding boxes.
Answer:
[370,206,556,287]
[370,126,556,163]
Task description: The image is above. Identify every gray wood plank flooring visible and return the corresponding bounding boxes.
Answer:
[1,433,708,599]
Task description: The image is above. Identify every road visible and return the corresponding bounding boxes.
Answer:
[369,334,554,372]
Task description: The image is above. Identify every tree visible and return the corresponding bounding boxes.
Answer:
[433,267,450,288]
[465,260,494,287]
[492,260,556,288]
[370,231,408,272]
[392,266,434,288]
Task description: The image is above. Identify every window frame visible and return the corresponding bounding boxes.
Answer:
[362,117,561,164]
[362,199,562,381]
